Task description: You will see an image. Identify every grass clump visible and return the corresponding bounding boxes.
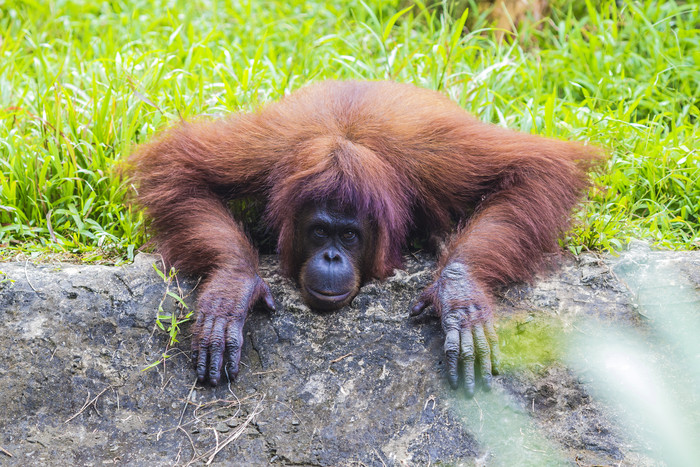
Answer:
[1,0,698,261]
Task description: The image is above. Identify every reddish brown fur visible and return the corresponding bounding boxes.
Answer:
[129,80,602,306]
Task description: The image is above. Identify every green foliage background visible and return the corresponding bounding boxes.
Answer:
[1,0,698,262]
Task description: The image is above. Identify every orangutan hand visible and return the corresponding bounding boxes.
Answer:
[191,271,275,385]
[411,261,500,397]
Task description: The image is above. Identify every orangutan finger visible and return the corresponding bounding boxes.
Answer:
[191,312,205,367]
[444,328,460,389]
[473,324,492,391]
[410,285,436,317]
[224,319,245,381]
[410,298,430,317]
[257,279,276,312]
[460,326,476,398]
[207,317,227,386]
[196,314,214,383]
[485,320,500,375]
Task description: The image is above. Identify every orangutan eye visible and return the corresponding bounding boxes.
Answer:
[342,230,356,241]
[313,227,327,238]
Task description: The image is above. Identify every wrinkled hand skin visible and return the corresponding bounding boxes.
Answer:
[411,262,500,397]
[191,271,275,386]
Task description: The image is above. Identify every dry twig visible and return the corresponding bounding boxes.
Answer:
[330,352,352,364]
[64,385,119,423]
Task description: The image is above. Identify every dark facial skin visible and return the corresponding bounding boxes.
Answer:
[296,205,371,310]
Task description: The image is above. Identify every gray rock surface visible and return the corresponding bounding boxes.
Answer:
[0,245,698,466]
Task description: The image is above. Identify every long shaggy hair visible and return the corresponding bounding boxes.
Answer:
[128,81,603,289]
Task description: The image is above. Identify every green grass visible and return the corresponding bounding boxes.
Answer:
[1,0,698,262]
